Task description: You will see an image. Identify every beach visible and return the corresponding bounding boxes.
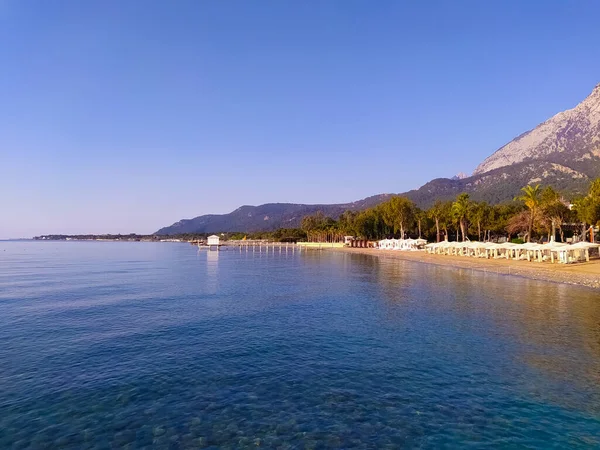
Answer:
[327,247,600,291]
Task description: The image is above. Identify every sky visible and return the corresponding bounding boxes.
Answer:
[1,1,600,238]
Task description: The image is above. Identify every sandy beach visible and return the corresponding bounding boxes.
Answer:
[326,247,600,291]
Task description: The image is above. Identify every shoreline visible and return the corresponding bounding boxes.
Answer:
[325,247,600,291]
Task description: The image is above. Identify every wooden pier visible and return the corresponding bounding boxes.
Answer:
[193,240,303,253]
[190,240,351,252]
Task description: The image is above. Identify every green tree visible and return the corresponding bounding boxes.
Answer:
[381,197,416,239]
[573,179,600,242]
[301,211,337,242]
[488,203,523,240]
[451,193,472,242]
[428,200,452,242]
[506,210,529,237]
[354,208,385,240]
[469,201,491,241]
[590,178,600,199]
[540,186,571,242]
[415,208,427,239]
[515,184,542,242]
[338,210,358,236]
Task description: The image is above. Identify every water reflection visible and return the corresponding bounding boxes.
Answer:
[342,252,600,415]
[2,244,600,448]
[206,250,219,294]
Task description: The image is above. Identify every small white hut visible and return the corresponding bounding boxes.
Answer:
[207,235,220,250]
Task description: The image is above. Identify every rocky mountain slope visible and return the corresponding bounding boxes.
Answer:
[157,83,600,235]
[474,83,600,175]
[403,159,593,208]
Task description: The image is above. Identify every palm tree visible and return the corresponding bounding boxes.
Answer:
[515,184,541,242]
[451,193,472,242]
[428,200,451,242]
[428,201,442,242]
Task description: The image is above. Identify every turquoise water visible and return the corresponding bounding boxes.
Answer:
[1,241,600,449]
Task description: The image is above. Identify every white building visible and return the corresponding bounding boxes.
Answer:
[207,235,220,249]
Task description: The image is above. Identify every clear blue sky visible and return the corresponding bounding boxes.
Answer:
[1,0,599,238]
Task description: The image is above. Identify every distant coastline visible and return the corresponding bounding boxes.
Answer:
[32,234,201,243]
[31,229,307,244]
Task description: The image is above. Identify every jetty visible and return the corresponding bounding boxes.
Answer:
[193,239,304,253]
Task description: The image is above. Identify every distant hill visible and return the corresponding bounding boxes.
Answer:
[155,195,393,235]
[402,160,593,208]
[157,83,600,235]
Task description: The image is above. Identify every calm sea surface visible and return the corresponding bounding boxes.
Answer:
[2,241,600,449]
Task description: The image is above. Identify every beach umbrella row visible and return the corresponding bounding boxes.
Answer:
[378,238,428,251]
[424,241,600,264]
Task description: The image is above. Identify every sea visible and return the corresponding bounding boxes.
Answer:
[1,241,600,449]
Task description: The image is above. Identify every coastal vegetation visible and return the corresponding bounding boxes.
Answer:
[33,229,309,243]
[33,233,207,242]
[299,179,600,244]
[36,181,600,245]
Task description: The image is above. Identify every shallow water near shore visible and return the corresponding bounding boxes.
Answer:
[2,241,600,448]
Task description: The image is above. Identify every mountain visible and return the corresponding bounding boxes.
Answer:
[157,83,600,235]
[451,172,469,180]
[401,159,592,208]
[401,83,600,207]
[474,83,600,175]
[155,195,393,235]
[398,83,600,207]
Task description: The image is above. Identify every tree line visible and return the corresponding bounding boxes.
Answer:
[300,179,600,243]
[34,180,600,244]
[34,230,310,243]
